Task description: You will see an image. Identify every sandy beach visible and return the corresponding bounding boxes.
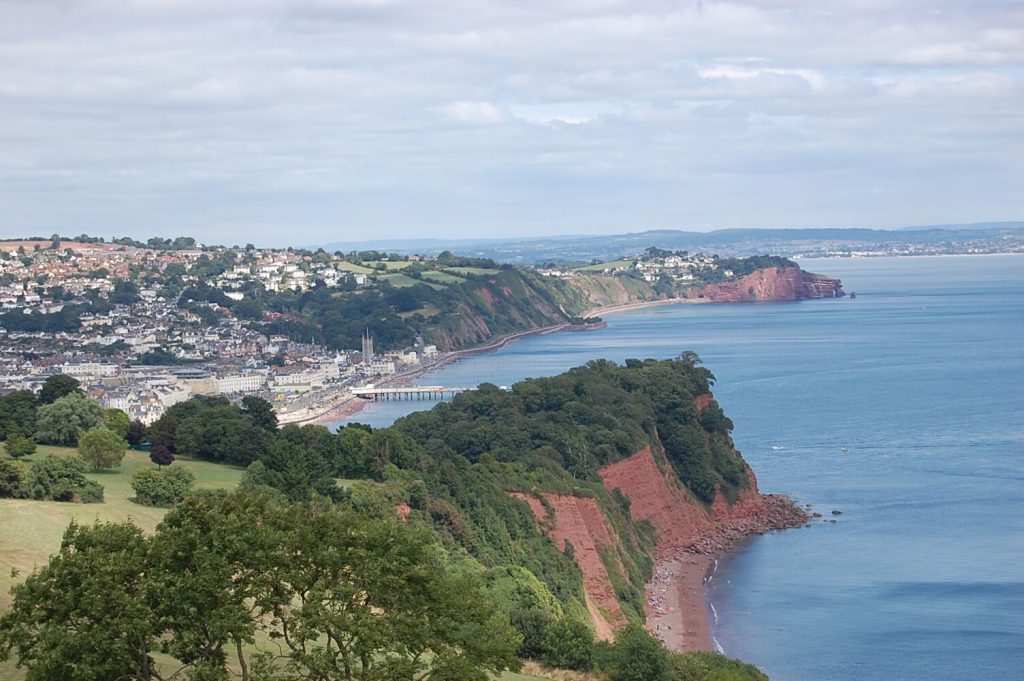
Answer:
[646,555,715,652]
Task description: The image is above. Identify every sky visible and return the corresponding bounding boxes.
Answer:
[1,0,1022,247]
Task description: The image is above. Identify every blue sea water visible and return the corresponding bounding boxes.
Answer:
[329,255,1024,681]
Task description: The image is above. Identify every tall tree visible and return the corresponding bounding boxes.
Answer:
[241,396,278,432]
[0,522,159,681]
[77,427,127,470]
[37,374,81,405]
[34,393,105,446]
[0,390,38,440]
[103,409,131,439]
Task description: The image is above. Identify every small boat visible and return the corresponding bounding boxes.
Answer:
[840,447,849,452]
[770,445,785,451]
[850,292,857,299]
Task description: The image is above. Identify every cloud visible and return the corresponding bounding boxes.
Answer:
[441,100,508,125]
[0,0,1021,243]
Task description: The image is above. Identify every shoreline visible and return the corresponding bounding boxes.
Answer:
[646,495,810,654]
[298,298,687,427]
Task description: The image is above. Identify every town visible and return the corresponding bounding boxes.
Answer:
[0,236,446,425]
[0,236,802,426]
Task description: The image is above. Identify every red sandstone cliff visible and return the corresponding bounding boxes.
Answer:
[690,266,844,302]
[510,394,808,639]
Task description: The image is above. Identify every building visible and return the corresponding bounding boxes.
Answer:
[61,362,119,378]
[361,330,374,364]
[215,372,267,394]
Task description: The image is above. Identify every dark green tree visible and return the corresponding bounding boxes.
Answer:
[542,618,594,670]
[37,374,80,404]
[0,522,158,681]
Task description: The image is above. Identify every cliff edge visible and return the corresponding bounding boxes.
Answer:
[688,266,844,302]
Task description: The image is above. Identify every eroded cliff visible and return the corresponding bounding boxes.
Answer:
[688,266,844,302]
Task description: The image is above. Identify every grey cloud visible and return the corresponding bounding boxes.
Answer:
[0,0,1021,243]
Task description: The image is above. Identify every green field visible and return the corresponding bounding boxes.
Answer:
[336,261,375,274]
[573,259,634,272]
[444,266,501,276]
[420,270,466,285]
[0,445,244,609]
[365,260,413,271]
[376,273,423,288]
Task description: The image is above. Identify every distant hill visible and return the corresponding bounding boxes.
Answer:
[317,222,1024,263]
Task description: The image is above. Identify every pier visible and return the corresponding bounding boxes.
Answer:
[351,385,485,401]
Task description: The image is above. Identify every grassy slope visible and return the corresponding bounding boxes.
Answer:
[573,260,634,272]
[0,446,244,681]
[0,445,244,608]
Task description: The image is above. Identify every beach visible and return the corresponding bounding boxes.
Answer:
[647,555,715,652]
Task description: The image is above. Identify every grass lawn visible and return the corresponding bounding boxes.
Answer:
[0,445,244,609]
[365,260,413,271]
[573,259,634,272]
[336,261,375,274]
[375,273,421,288]
[444,266,501,276]
[420,270,466,285]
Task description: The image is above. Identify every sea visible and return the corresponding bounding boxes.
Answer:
[327,255,1024,681]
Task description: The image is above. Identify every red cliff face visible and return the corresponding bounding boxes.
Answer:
[510,394,808,639]
[691,266,844,302]
[509,492,627,640]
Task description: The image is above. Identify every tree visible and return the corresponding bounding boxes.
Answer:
[77,427,127,470]
[126,419,147,446]
[5,432,36,460]
[37,374,81,405]
[605,624,669,681]
[21,454,103,502]
[241,395,278,432]
[34,392,105,446]
[0,459,26,498]
[149,444,174,468]
[0,522,159,681]
[0,390,38,440]
[267,503,521,681]
[103,408,131,439]
[542,618,594,671]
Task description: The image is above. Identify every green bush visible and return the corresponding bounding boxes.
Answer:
[0,459,26,497]
[604,624,669,681]
[5,433,36,459]
[541,618,594,671]
[79,479,105,504]
[22,454,103,503]
[131,466,195,507]
[510,608,554,659]
[668,651,769,681]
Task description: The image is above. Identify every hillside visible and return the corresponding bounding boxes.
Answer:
[389,356,809,637]
[0,357,786,680]
[256,258,843,353]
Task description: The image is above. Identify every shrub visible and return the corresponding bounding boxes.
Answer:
[542,618,594,671]
[605,624,669,681]
[131,466,195,507]
[5,433,36,459]
[22,454,103,503]
[0,459,26,497]
[79,479,105,504]
[510,608,555,659]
